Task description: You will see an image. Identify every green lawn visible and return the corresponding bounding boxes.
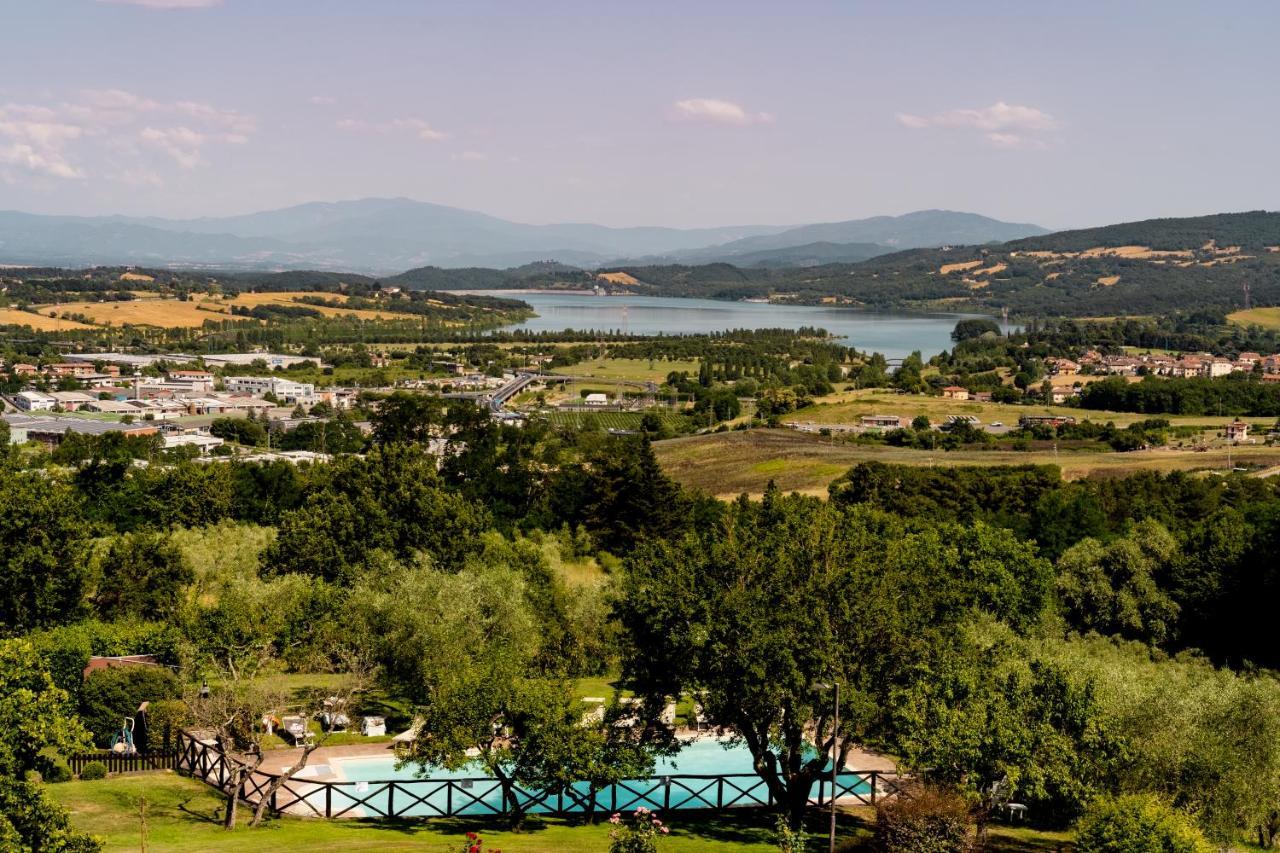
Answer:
[51,773,1071,852]
[50,773,821,852]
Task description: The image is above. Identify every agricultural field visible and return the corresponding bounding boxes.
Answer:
[31,291,416,329]
[542,409,686,431]
[35,297,234,328]
[0,308,95,330]
[551,357,701,383]
[1228,306,1280,330]
[655,429,1280,499]
[798,388,1267,431]
[224,291,399,321]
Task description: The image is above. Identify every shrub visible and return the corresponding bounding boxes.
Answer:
[39,751,72,784]
[609,807,670,853]
[1074,794,1211,853]
[78,761,107,781]
[874,785,972,852]
[79,665,181,748]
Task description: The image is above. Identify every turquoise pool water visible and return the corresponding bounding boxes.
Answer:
[298,738,872,818]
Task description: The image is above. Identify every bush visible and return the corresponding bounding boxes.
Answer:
[1074,794,1211,853]
[874,785,972,852]
[38,750,72,784]
[79,665,181,748]
[78,761,107,781]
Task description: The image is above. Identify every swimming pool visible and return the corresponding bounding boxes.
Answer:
[285,738,875,819]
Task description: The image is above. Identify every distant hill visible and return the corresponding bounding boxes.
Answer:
[0,199,1044,273]
[576,210,1280,317]
[1006,211,1280,252]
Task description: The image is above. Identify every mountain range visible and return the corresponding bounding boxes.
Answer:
[0,198,1048,273]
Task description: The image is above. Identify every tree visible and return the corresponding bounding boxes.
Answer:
[0,639,101,851]
[79,665,181,747]
[209,417,266,447]
[93,532,193,620]
[1074,794,1211,853]
[1057,520,1180,646]
[616,489,1054,829]
[0,471,91,632]
[369,391,444,445]
[952,318,1002,342]
[355,560,653,824]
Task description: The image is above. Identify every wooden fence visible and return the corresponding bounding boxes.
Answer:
[174,731,905,821]
[69,750,180,775]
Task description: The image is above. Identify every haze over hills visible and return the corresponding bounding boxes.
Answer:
[0,199,1047,273]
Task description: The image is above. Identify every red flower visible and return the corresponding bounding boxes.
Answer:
[469,846,480,853]
[466,832,478,840]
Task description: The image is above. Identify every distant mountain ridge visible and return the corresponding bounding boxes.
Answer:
[0,198,1047,273]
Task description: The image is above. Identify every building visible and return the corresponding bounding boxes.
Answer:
[13,391,56,412]
[1019,414,1076,429]
[860,414,905,429]
[49,391,97,412]
[163,433,224,455]
[44,362,96,378]
[1050,388,1074,404]
[1226,420,1250,442]
[202,353,323,370]
[84,400,143,415]
[3,414,159,446]
[1202,359,1235,378]
[12,363,38,376]
[1047,358,1080,376]
[941,386,970,401]
[584,393,609,407]
[160,370,215,393]
[223,376,316,404]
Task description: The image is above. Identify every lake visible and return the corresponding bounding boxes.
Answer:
[484,291,1007,360]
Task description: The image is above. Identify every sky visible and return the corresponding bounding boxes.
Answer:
[1,0,1278,230]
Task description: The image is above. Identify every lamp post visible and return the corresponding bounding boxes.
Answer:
[815,681,840,853]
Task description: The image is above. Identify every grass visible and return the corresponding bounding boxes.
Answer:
[655,428,1280,498]
[50,773,1072,852]
[542,410,686,432]
[796,388,1274,431]
[1228,306,1280,330]
[551,358,701,383]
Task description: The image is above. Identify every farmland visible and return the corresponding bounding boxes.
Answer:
[655,428,1280,499]
[0,308,95,330]
[542,409,686,431]
[31,291,402,329]
[1228,306,1280,330]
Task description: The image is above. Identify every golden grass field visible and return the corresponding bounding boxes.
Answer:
[0,308,96,331]
[655,428,1280,499]
[1228,306,1280,330]
[33,291,399,328]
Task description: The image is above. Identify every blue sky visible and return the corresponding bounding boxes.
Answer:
[1,0,1277,229]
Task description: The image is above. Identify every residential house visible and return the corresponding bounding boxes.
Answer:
[1225,420,1250,442]
[43,362,95,378]
[1047,358,1080,376]
[941,385,970,401]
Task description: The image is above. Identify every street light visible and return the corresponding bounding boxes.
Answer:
[814,680,840,853]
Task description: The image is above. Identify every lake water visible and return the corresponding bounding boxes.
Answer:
[485,291,1005,360]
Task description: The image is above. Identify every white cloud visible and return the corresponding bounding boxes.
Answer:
[96,0,222,8]
[670,98,774,127]
[390,118,447,142]
[0,142,83,179]
[0,89,256,182]
[452,150,488,162]
[140,126,206,168]
[0,105,85,179]
[337,116,447,142]
[896,101,1056,148]
[308,95,336,106]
